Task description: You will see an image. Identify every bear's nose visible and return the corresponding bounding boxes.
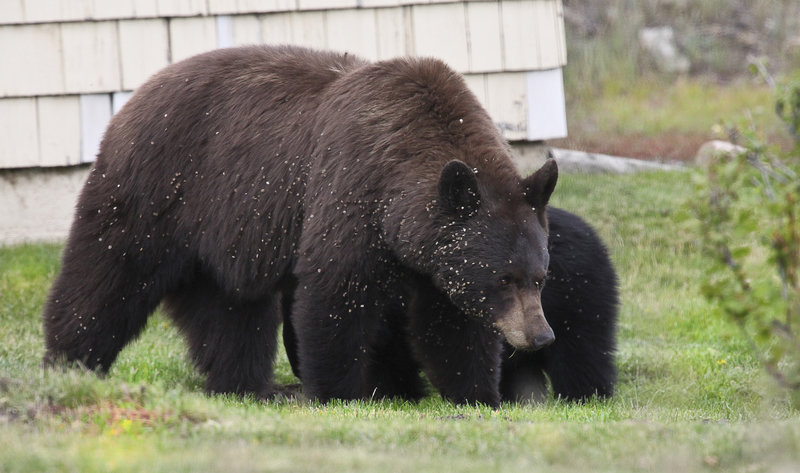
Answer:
[529,327,555,351]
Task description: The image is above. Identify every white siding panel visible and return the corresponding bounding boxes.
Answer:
[60,0,95,21]
[112,91,133,114]
[92,0,135,20]
[554,0,567,65]
[207,0,238,15]
[526,68,567,140]
[61,21,121,93]
[485,72,527,141]
[501,0,537,70]
[38,96,81,167]
[298,0,358,10]
[532,0,560,69]
[132,0,159,17]
[238,0,295,13]
[216,15,236,48]
[232,15,263,45]
[361,0,400,6]
[501,0,566,70]
[325,9,378,61]
[23,0,92,24]
[462,73,487,110]
[158,0,208,17]
[119,19,170,90]
[375,7,408,59]
[169,17,218,63]
[0,0,24,24]
[361,0,400,7]
[260,12,293,45]
[0,24,64,97]
[412,3,469,71]
[79,94,112,163]
[465,1,502,72]
[289,11,327,50]
[0,98,39,168]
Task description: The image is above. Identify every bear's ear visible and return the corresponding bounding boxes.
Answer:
[438,160,481,218]
[522,158,558,211]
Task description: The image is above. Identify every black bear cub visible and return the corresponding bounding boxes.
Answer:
[43,45,560,406]
[499,207,618,402]
[283,205,620,403]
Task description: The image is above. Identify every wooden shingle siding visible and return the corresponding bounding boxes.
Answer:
[0,98,39,168]
[170,16,219,62]
[326,9,380,61]
[79,94,113,164]
[0,0,567,169]
[0,23,63,97]
[466,2,503,72]
[37,96,82,167]
[119,19,171,90]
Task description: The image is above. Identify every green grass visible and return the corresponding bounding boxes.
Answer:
[558,0,797,159]
[562,49,789,159]
[580,78,781,137]
[2,171,799,472]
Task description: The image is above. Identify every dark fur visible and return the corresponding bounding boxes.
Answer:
[42,45,557,406]
[284,206,619,403]
[500,207,619,402]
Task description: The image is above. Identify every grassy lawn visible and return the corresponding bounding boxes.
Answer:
[2,170,799,472]
[553,76,791,162]
[551,1,799,162]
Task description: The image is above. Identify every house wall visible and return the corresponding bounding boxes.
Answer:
[0,0,566,244]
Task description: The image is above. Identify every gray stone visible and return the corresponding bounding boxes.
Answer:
[511,143,684,174]
[638,26,690,74]
[694,140,747,167]
[549,148,685,174]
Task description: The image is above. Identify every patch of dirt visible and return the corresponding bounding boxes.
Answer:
[548,131,712,162]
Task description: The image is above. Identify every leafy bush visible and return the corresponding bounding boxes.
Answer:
[690,82,800,405]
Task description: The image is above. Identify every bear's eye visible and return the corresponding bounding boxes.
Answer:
[498,277,512,287]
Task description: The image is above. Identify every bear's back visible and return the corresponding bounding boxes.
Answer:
[83,46,367,295]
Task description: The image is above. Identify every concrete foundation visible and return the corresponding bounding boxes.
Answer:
[1,164,89,245]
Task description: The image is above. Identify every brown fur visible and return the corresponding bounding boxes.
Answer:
[42,45,558,406]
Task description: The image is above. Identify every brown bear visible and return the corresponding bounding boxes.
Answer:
[42,45,558,407]
[282,206,619,404]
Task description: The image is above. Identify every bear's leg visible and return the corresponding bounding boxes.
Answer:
[292,275,425,403]
[42,244,184,372]
[541,332,617,401]
[164,277,282,398]
[407,285,503,408]
[538,207,619,401]
[499,350,549,403]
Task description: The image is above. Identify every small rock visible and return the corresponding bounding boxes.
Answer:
[694,140,747,167]
[639,26,691,74]
[703,455,720,468]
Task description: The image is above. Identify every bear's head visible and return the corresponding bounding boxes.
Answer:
[433,159,558,351]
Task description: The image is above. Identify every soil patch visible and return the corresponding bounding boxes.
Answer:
[548,131,711,162]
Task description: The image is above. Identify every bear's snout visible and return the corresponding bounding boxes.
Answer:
[494,291,555,351]
[529,325,556,350]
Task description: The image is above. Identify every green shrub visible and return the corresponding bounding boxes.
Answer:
[690,82,800,405]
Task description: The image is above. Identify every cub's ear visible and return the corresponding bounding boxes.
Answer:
[522,158,558,211]
[438,160,481,217]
